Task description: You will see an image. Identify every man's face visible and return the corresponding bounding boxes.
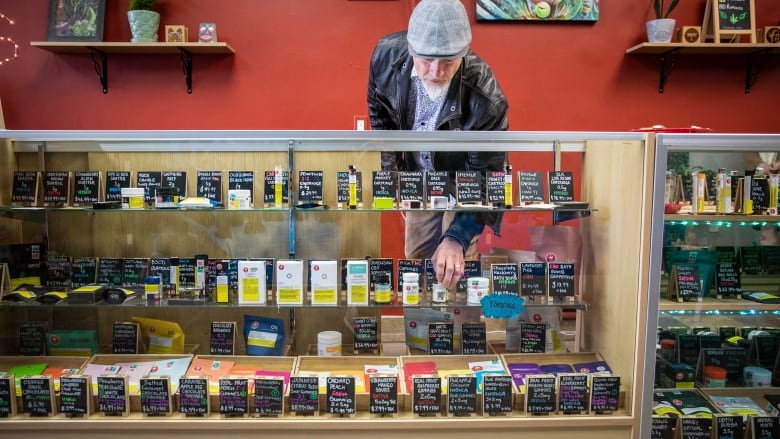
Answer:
[413,57,462,89]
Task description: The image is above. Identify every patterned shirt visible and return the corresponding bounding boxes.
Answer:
[408,68,450,172]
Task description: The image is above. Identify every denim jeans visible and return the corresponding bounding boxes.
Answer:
[404,210,479,260]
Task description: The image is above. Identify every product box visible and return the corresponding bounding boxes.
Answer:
[276,260,303,305]
[310,260,338,306]
[660,361,695,389]
[346,260,369,306]
[120,187,145,209]
[238,260,266,305]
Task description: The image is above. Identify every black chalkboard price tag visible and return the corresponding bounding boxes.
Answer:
[72,171,100,205]
[97,375,129,416]
[446,375,477,416]
[262,170,288,206]
[426,170,451,202]
[676,334,700,367]
[715,262,741,298]
[461,322,487,355]
[679,416,711,439]
[219,377,249,417]
[520,323,547,353]
[11,171,39,205]
[669,264,701,302]
[486,171,506,206]
[762,246,780,274]
[738,246,762,275]
[162,171,187,198]
[749,415,780,439]
[136,171,162,204]
[209,321,236,355]
[227,171,253,203]
[369,375,398,416]
[518,171,544,203]
[140,376,172,416]
[0,375,17,417]
[428,321,454,355]
[557,373,588,414]
[525,374,556,415]
[547,262,576,300]
[751,177,770,212]
[19,321,47,355]
[336,171,363,207]
[369,258,395,292]
[21,375,55,416]
[98,257,124,286]
[456,259,481,294]
[352,317,378,353]
[105,171,131,202]
[491,263,519,296]
[651,415,676,439]
[749,334,779,368]
[254,377,285,416]
[178,376,210,416]
[397,258,423,291]
[42,171,71,206]
[482,375,513,415]
[399,171,425,202]
[45,255,71,289]
[548,171,574,203]
[297,170,324,204]
[112,322,140,354]
[589,374,620,413]
[70,257,98,289]
[713,414,744,439]
[520,262,547,299]
[412,376,441,416]
[289,376,319,415]
[326,376,355,416]
[121,257,148,288]
[455,170,482,205]
[196,171,223,203]
[696,347,747,382]
[372,171,398,204]
[59,375,91,417]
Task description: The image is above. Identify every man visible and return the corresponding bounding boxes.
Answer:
[368,0,509,290]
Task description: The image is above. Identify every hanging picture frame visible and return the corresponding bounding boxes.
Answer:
[476,0,599,22]
[46,0,106,42]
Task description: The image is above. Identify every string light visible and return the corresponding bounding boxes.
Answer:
[0,12,19,67]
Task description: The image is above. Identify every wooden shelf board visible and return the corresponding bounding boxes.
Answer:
[658,296,780,311]
[31,41,235,55]
[665,213,780,222]
[626,42,780,55]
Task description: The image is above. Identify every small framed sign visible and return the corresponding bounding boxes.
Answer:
[179,376,210,416]
[97,375,130,416]
[210,321,236,355]
[369,375,398,416]
[21,375,55,416]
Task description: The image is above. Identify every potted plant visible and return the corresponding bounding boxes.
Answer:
[128,0,161,43]
[647,0,679,43]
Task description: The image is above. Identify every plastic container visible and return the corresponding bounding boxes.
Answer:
[743,366,772,387]
[317,330,342,357]
[659,339,676,361]
[374,272,393,304]
[402,272,420,305]
[431,283,448,303]
[467,277,490,305]
[702,365,727,388]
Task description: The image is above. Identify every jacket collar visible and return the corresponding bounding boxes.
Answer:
[393,52,464,130]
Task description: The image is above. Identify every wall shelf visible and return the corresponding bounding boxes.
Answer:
[30,41,236,94]
[625,42,780,93]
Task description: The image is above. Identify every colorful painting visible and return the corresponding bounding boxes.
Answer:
[46,0,105,41]
[476,0,599,21]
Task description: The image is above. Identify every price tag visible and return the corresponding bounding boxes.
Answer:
[548,170,574,202]
[425,170,451,202]
[11,171,38,204]
[140,376,172,416]
[491,263,519,296]
[73,171,100,205]
[121,257,149,289]
[589,374,620,413]
[19,322,46,356]
[336,171,363,205]
[97,257,123,287]
[0,375,17,417]
[520,262,546,298]
[525,374,556,414]
[750,415,780,439]
[714,414,744,439]
[557,373,588,414]
[428,322,454,355]
[715,262,741,297]
[136,171,162,204]
[105,171,131,202]
[112,322,140,354]
[254,377,284,416]
[297,170,324,204]
[650,415,676,439]
[520,323,546,353]
[210,321,236,355]
[412,376,441,416]
[326,376,355,415]
[97,375,129,416]
[455,170,482,205]
[219,377,249,416]
[460,322,487,355]
[178,376,210,416]
[482,375,513,415]
[196,171,222,203]
[372,171,398,203]
[679,416,711,439]
[352,317,378,352]
[519,171,544,203]
[228,171,253,202]
[399,171,424,202]
[45,255,71,289]
[369,375,398,415]
[289,376,319,415]
[446,376,477,416]
[21,375,55,416]
[70,257,98,288]
[263,170,288,205]
[42,171,70,206]
[548,262,576,299]
[486,171,506,205]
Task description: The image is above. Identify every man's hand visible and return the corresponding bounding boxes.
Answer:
[431,236,465,290]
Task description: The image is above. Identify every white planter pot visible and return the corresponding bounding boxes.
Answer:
[128,10,160,43]
[646,18,676,43]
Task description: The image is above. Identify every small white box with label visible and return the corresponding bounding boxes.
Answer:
[346,260,369,306]
[310,260,338,306]
[276,260,303,305]
[238,260,266,305]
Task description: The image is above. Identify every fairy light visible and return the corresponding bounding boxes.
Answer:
[0,11,19,66]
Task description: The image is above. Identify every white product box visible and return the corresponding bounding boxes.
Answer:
[276,260,303,305]
[310,260,338,306]
[346,260,369,306]
[238,260,266,305]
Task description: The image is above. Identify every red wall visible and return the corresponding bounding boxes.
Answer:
[1,0,780,132]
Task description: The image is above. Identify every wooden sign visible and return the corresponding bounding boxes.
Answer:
[679,416,711,439]
[105,171,131,202]
[178,376,210,416]
[42,171,70,206]
[112,322,140,354]
[196,171,223,203]
[491,263,519,296]
[45,255,71,289]
[455,170,482,205]
[162,171,188,198]
[412,376,441,416]
[548,262,576,299]
[589,374,620,413]
[72,171,101,205]
[140,376,172,416]
[428,321,454,355]
[518,171,544,203]
[650,415,676,439]
[254,377,285,416]
[548,171,574,203]
[70,257,98,288]
[557,373,588,414]
[481,375,513,415]
[714,414,744,439]
[460,322,487,355]
[520,262,547,299]
[21,375,55,416]
[336,171,363,207]
[352,317,378,353]
[425,170,451,202]
[398,171,424,202]
[715,262,741,298]
[369,375,398,415]
[326,376,355,416]
[11,171,39,205]
[0,375,17,417]
[525,374,556,415]
[219,377,249,416]
[486,171,506,206]
[97,375,129,416]
[121,257,148,288]
[136,171,162,204]
[297,170,324,204]
[446,376,477,416]
[19,322,47,355]
[749,414,780,439]
[668,264,701,302]
[289,376,319,415]
[703,0,756,43]
[372,171,398,204]
[520,322,547,353]
[210,321,236,355]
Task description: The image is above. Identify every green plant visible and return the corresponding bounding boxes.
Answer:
[128,0,159,11]
[653,0,679,19]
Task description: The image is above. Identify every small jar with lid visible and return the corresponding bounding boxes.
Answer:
[402,272,420,305]
[659,339,676,362]
[374,272,393,305]
[703,366,727,388]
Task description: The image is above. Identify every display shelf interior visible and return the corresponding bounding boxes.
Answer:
[625,42,780,55]
[658,296,780,312]
[30,41,235,55]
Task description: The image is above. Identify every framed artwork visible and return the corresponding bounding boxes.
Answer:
[46,0,106,42]
[476,0,599,22]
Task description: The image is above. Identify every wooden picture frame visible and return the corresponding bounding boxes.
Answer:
[46,0,106,42]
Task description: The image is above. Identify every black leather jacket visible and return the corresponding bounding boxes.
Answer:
[367,31,509,253]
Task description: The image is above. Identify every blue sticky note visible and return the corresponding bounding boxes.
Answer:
[481,294,524,319]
